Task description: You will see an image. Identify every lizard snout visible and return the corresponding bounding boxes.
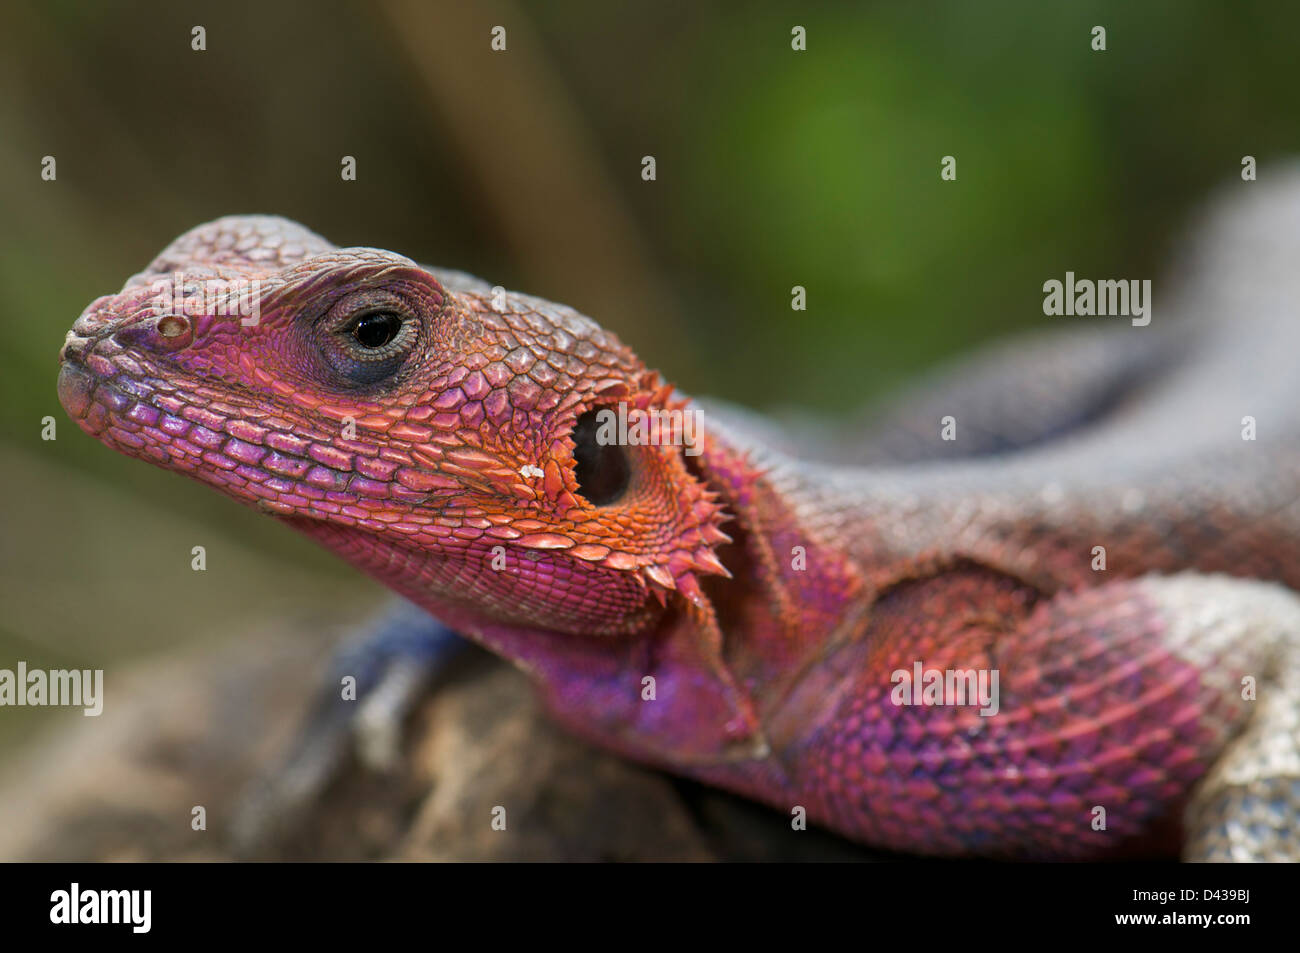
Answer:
[56,361,96,420]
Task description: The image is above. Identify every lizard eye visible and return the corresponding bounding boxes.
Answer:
[317,295,420,388]
[351,311,403,349]
[571,409,630,506]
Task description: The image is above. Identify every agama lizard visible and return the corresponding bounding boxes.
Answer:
[56,177,1300,860]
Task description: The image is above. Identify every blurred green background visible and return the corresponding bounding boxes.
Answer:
[3,0,1300,752]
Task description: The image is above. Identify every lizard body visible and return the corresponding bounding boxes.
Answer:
[57,179,1300,859]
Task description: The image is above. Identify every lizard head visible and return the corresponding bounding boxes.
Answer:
[58,216,732,637]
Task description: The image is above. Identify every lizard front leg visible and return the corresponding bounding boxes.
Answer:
[231,601,467,852]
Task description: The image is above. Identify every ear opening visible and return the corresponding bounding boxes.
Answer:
[570,407,631,506]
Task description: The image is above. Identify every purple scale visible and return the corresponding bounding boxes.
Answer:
[180,405,227,430]
[96,386,131,413]
[188,425,226,449]
[125,403,160,427]
[223,438,267,465]
[109,427,145,448]
[507,378,541,409]
[461,370,489,399]
[433,388,465,410]
[225,419,268,444]
[262,452,311,479]
[201,451,238,471]
[308,443,353,470]
[114,376,153,400]
[350,477,389,498]
[305,466,341,488]
[355,456,399,480]
[266,431,310,455]
[86,353,116,377]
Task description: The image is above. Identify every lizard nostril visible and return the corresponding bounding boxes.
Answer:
[158,313,190,338]
[112,312,194,352]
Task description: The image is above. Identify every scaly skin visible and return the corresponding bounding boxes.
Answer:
[58,180,1300,859]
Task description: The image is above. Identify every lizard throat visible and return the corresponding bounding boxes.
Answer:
[282,516,667,637]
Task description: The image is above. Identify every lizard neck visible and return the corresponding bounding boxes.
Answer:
[687,424,875,744]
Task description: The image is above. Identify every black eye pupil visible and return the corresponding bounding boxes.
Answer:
[353,312,401,348]
[572,409,630,506]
